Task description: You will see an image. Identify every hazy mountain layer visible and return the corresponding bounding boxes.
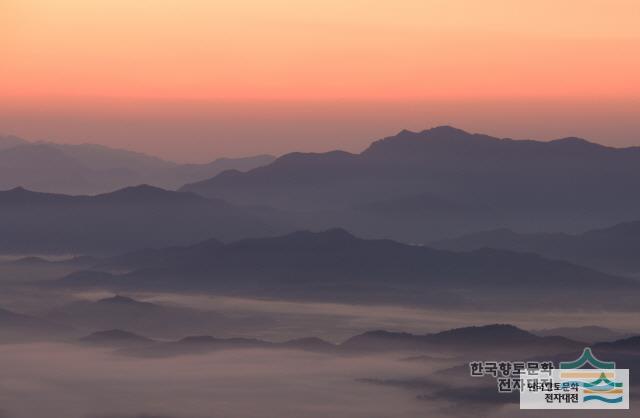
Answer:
[55,229,640,310]
[0,135,274,194]
[43,295,274,339]
[432,220,640,277]
[0,185,287,254]
[182,126,640,241]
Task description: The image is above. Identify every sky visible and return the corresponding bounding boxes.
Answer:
[1,0,639,162]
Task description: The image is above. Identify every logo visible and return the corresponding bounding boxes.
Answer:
[520,348,629,409]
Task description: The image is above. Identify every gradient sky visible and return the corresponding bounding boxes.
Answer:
[1,0,639,161]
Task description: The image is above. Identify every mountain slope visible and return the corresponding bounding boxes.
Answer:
[83,324,582,359]
[181,126,640,241]
[340,324,583,356]
[0,135,28,151]
[432,220,640,277]
[532,326,632,344]
[57,229,640,310]
[0,136,274,194]
[594,336,640,353]
[79,329,156,348]
[44,295,273,339]
[95,332,337,357]
[0,185,284,254]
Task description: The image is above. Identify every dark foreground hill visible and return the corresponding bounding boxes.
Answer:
[181,126,640,241]
[55,229,640,310]
[0,185,286,254]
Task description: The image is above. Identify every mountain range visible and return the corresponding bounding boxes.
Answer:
[80,324,604,360]
[594,335,640,353]
[432,220,640,277]
[54,229,640,310]
[181,126,640,242]
[79,328,155,348]
[0,135,274,194]
[6,127,640,249]
[532,326,633,344]
[4,294,638,359]
[42,295,274,339]
[0,185,288,254]
[340,324,584,357]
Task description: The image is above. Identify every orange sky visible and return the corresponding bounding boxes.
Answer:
[1,0,639,160]
[3,0,640,100]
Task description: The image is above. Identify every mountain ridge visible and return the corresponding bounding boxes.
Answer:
[180,126,640,242]
[54,229,640,310]
[78,323,594,358]
[0,135,275,194]
[432,219,640,276]
[0,185,286,254]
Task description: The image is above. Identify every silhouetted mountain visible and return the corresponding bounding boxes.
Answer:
[181,126,640,241]
[0,136,274,194]
[81,324,581,358]
[79,329,155,348]
[43,295,274,339]
[0,135,28,151]
[165,155,276,189]
[340,324,582,356]
[0,185,284,254]
[0,307,73,342]
[56,229,640,310]
[122,334,336,358]
[0,144,95,193]
[433,220,640,276]
[593,335,640,353]
[98,238,225,271]
[532,326,632,344]
[281,337,337,352]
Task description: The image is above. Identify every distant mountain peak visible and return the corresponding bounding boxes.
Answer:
[435,323,528,336]
[360,330,415,338]
[362,125,494,157]
[420,125,471,137]
[390,126,472,141]
[80,329,154,345]
[394,126,470,138]
[396,129,416,137]
[549,136,603,148]
[103,184,170,196]
[6,186,29,193]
